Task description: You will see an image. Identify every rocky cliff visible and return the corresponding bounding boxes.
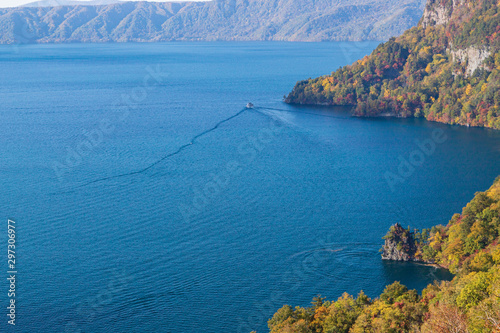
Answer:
[450,46,491,76]
[421,0,492,77]
[421,0,460,27]
[381,223,419,261]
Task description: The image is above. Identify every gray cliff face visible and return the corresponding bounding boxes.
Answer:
[421,0,464,27]
[0,0,428,43]
[381,224,417,261]
[421,0,490,77]
[450,46,491,77]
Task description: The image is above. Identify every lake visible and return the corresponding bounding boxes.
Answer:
[1,42,500,333]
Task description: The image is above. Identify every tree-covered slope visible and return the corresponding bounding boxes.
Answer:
[0,0,427,43]
[385,176,500,275]
[264,177,500,332]
[286,0,500,129]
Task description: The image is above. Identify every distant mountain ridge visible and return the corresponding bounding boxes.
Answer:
[0,0,427,43]
[21,0,123,7]
[20,0,210,8]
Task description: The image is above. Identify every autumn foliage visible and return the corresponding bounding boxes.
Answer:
[265,177,500,332]
[285,0,500,129]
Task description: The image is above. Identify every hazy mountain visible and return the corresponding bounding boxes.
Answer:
[0,0,427,43]
[22,0,122,7]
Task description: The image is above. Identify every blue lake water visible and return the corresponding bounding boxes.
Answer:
[1,42,500,333]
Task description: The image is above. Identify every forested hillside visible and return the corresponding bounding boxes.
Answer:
[0,0,426,43]
[286,0,500,129]
[264,177,500,332]
[272,2,500,330]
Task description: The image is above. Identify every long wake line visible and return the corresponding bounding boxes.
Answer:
[52,107,248,194]
[53,104,350,195]
[254,106,354,120]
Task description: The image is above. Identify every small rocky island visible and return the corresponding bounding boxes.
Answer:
[381,223,419,261]
[380,223,438,264]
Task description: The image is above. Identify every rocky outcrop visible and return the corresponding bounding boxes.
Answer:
[422,0,451,27]
[381,223,418,261]
[450,46,491,77]
[422,0,491,77]
[421,0,463,27]
[422,0,491,76]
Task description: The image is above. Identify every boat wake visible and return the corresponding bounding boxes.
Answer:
[52,104,351,195]
[51,107,249,194]
[254,106,354,120]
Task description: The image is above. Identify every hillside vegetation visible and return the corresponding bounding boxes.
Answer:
[0,0,426,43]
[264,177,500,332]
[268,1,500,330]
[286,0,500,129]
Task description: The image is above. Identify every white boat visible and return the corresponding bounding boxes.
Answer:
[246,102,254,108]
